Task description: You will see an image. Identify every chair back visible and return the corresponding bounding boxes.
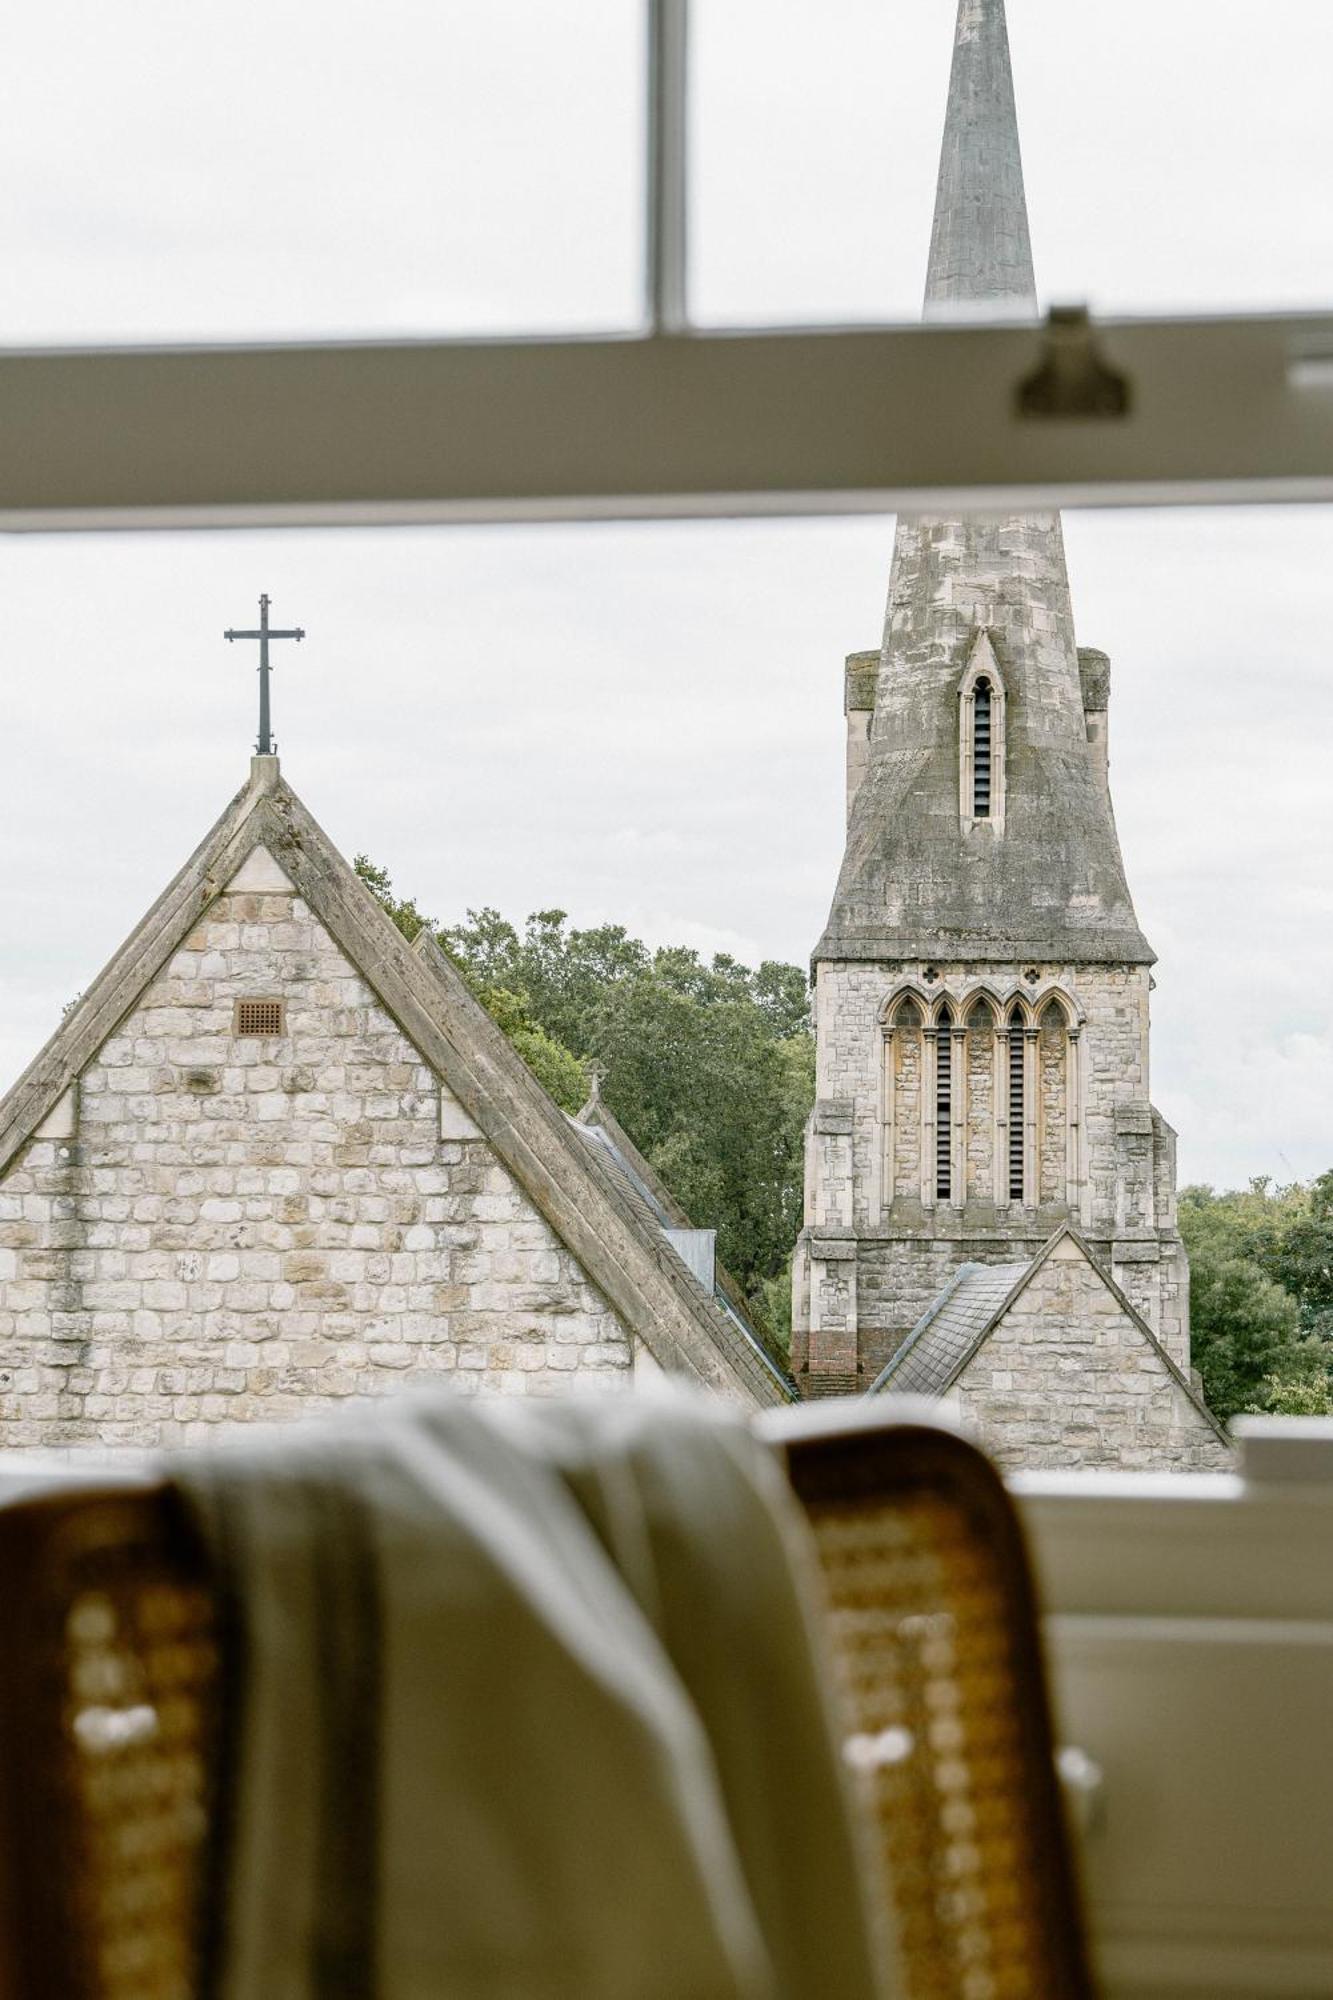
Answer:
[765,1403,1094,1999]
[0,1408,1092,1998]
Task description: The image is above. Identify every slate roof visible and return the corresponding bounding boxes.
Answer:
[869,1261,1029,1397]
[0,756,791,1410]
[868,1227,1230,1446]
[568,1111,795,1397]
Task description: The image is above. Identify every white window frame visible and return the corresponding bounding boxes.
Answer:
[0,0,1330,534]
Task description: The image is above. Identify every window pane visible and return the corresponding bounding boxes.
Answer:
[693,0,1333,323]
[1,508,1329,1191]
[0,1,644,342]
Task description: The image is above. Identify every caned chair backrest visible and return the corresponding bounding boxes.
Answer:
[766,1405,1093,1999]
[0,1410,1092,1999]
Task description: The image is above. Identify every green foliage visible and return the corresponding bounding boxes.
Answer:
[443,909,815,1320]
[758,1262,794,1366]
[358,876,815,1337]
[1262,1372,1333,1417]
[353,855,431,943]
[475,986,588,1114]
[1179,1180,1333,1421]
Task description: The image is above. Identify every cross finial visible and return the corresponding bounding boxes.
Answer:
[225,593,306,755]
[585,1060,607,1105]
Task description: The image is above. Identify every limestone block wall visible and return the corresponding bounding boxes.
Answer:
[0,885,632,1449]
[800,957,1190,1381]
[813,959,1158,1235]
[952,1242,1229,1473]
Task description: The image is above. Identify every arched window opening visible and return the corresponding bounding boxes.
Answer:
[964,999,995,1205]
[935,1004,954,1201]
[972,679,992,817]
[1038,999,1070,1206]
[959,634,1006,832]
[886,995,925,1206]
[1007,1006,1026,1203]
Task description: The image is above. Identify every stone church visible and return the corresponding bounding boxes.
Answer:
[0,757,788,1449]
[0,0,1228,1470]
[789,0,1228,1469]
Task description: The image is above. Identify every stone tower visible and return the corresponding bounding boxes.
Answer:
[791,0,1189,1399]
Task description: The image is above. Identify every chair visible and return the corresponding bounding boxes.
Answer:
[0,1407,1092,1999]
[765,1403,1093,1999]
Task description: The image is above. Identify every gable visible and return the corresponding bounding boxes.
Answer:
[0,761,787,1414]
[955,1239,1231,1471]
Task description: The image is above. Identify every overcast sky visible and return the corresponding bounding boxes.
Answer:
[1,2,1331,1192]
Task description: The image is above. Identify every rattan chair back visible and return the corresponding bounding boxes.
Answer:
[0,1410,1091,1999]
[767,1404,1094,1999]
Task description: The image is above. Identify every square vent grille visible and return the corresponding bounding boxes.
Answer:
[234,998,285,1038]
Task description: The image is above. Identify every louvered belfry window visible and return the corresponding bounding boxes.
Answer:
[1008,1015,1025,1201]
[935,1006,953,1201]
[234,998,285,1037]
[973,678,992,817]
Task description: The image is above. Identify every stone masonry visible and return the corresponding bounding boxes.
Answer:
[0,763,785,1450]
[0,877,629,1448]
[949,1237,1229,1474]
[792,0,1220,1466]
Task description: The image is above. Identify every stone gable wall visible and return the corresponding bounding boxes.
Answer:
[0,885,632,1449]
[953,1246,1229,1473]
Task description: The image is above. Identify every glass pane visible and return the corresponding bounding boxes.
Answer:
[693,0,1333,323]
[1,508,1329,1192]
[0,1,643,343]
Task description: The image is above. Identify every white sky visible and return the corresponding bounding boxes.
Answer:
[1,3,1331,1191]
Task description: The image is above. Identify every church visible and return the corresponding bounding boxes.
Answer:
[0,0,1228,1469]
[790,0,1227,1469]
[0,755,788,1449]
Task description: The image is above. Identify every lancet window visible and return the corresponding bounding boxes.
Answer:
[1006,1005,1026,1203]
[881,982,1078,1219]
[964,999,995,1203]
[959,635,1007,832]
[934,1004,954,1201]
[972,680,992,817]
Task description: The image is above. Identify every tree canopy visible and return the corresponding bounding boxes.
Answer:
[1179,1177,1333,1419]
[354,861,814,1344]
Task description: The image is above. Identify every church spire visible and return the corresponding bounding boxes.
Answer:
[814,0,1150,969]
[925,0,1036,320]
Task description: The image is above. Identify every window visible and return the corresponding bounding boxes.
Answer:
[1007,1006,1026,1204]
[959,633,1006,832]
[935,1004,954,1202]
[973,680,992,818]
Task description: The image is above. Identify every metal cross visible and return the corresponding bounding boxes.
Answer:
[224,594,305,755]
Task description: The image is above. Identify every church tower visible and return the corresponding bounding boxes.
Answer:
[792,0,1189,1399]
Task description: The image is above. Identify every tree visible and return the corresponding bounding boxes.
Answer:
[1266,1169,1333,1341]
[354,863,814,1339]
[1179,1181,1333,1421]
[352,856,432,944]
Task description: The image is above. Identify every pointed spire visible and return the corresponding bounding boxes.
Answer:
[925,0,1035,320]
[814,0,1151,969]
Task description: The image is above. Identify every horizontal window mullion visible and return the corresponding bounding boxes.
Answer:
[1,311,1332,530]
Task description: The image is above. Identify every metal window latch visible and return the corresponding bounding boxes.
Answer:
[1017,305,1132,420]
